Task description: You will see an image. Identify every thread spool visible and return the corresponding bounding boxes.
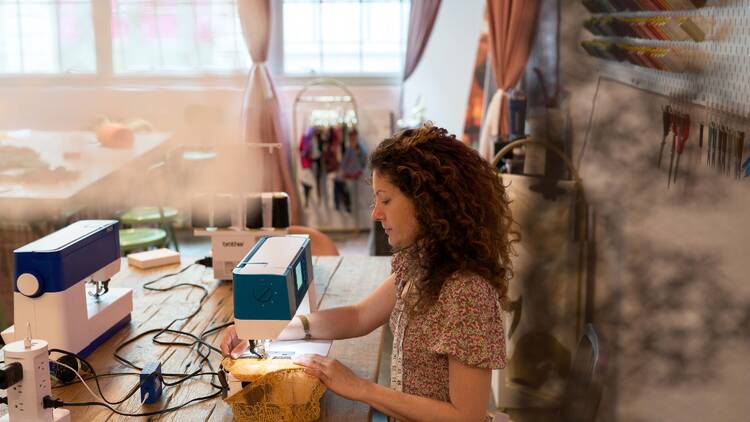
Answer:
[191,194,211,228]
[271,193,290,228]
[213,194,234,228]
[245,195,263,229]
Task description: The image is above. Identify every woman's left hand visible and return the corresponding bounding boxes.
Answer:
[292,354,371,402]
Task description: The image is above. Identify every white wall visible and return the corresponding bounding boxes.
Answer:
[401,0,485,136]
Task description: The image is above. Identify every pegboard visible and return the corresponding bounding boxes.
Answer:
[587,0,750,118]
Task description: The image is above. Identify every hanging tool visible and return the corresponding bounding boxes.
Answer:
[737,131,745,179]
[690,120,704,172]
[719,127,727,174]
[672,113,690,185]
[716,125,723,170]
[725,128,731,174]
[712,125,722,169]
[658,105,672,168]
[725,130,740,176]
[720,127,727,174]
[667,112,681,187]
[722,129,730,176]
[706,122,716,167]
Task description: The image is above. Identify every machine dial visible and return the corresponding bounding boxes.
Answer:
[252,286,274,304]
[17,273,41,297]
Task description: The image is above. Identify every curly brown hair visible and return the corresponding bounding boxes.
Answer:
[370,124,517,313]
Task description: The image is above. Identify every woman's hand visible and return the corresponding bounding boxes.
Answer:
[292,354,371,402]
[220,325,249,358]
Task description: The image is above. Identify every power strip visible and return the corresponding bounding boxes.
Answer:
[0,336,70,422]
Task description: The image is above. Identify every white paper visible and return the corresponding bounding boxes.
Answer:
[236,339,332,359]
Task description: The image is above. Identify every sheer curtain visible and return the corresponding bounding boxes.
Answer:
[237,0,301,224]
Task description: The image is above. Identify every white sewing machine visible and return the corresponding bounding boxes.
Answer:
[1,220,133,357]
[225,235,330,396]
[193,192,289,280]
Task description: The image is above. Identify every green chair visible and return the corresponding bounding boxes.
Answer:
[118,226,167,254]
[116,206,179,252]
[115,161,180,253]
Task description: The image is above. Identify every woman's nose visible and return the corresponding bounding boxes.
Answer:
[371,205,383,221]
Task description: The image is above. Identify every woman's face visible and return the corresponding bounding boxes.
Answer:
[371,170,419,248]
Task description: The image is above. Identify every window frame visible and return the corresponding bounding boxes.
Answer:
[0,0,403,87]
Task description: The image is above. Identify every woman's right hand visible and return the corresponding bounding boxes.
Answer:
[220,325,249,359]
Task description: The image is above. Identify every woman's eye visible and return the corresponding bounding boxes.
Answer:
[382,200,390,205]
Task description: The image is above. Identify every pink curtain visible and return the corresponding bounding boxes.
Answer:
[478,0,540,160]
[403,0,441,81]
[238,0,301,224]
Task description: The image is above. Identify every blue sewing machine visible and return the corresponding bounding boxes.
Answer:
[1,220,133,357]
[232,235,318,357]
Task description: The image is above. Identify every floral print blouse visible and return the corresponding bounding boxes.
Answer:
[388,251,507,420]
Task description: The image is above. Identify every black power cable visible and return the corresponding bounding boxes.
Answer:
[113,261,223,388]
[51,371,139,389]
[112,258,229,388]
[43,390,222,417]
[49,257,228,416]
[49,348,148,406]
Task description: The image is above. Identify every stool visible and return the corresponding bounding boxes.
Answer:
[116,206,180,251]
[115,160,180,254]
[119,227,168,254]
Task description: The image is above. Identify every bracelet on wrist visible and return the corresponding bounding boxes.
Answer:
[297,314,312,340]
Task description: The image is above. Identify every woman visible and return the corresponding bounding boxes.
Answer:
[221,124,515,421]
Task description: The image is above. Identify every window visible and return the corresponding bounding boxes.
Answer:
[111,0,249,74]
[0,0,96,74]
[1,0,249,76]
[283,0,410,75]
[0,0,409,79]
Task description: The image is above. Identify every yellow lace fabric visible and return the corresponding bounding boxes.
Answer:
[222,357,327,422]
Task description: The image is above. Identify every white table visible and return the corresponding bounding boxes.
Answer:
[0,130,172,221]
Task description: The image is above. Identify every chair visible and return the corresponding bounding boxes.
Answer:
[558,323,607,422]
[287,225,339,256]
[116,161,180,253]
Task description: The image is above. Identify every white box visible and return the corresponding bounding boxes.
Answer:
[127,248,181,269]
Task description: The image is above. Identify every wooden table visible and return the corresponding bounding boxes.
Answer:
[1,256,391,421]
